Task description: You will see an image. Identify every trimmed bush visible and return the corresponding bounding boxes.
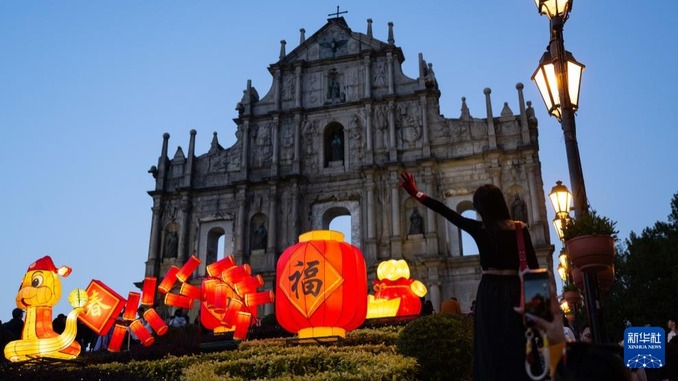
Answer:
[396,313,474,381]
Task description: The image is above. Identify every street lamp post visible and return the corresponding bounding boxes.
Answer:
[533,0,606,343]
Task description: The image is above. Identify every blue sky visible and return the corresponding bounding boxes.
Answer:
[1,1,676,318]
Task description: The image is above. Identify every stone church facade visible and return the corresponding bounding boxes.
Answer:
[145,17,555,317]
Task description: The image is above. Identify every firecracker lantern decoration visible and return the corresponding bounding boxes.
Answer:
[162,255,274,340]
[366,259,427,319]
[276,230,368,339]
[4,256,88,362]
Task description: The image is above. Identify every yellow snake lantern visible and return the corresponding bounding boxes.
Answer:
[4,256,87,362]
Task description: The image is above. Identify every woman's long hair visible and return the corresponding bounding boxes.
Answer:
[473,184,511,251]
[472,184,511,225]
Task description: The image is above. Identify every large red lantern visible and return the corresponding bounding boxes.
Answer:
[276,230,367,339]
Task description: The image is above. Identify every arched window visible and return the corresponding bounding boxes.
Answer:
[460,210,480,256]
[206,227,225,264]
[324,122,344,167]
[329,215,352,244]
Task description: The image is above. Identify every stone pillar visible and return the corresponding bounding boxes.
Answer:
[294,65,302,109]
[146,197,163,277]
[365,104,373,163]
[235,187,247,264]
[390,169,402,258]
[429,282,441,313]
[363,55,371,98]
[420,96,430,156]
[271,116,279,177]
[516,83,531,145]
[156,133,170,191]
[267,183,277,253]
[526,159,540,225]
[241,120,250,178]
[273,71,281,110]
[484,88,497,149]
[179,195,192,262]
[184,129,196,188]
[386,52,394,95]
[388,101,397,161]
[293,114,301,173]
[290,180,299,244]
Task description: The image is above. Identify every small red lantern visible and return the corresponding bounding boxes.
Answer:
[276,230,367,339]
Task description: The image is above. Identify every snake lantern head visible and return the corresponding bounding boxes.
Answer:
[16,256,72,309]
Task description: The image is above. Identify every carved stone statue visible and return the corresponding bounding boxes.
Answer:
[330,133,343,161]
[511,195,528,223]
[164,231,178,258]
[409,207,423,235]
[253,223,267,250]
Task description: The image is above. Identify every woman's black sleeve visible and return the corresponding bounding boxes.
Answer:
[421,196,478,232]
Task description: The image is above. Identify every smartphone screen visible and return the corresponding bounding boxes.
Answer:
[522,270,553,326]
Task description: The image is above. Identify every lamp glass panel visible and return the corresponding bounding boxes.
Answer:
[541,0,571,18]
[557,264,567,281]
[559,251,569,268]
[553,218,564,241]
[549,186,571,215]
[567,60,584,109]
[533,61,561,118]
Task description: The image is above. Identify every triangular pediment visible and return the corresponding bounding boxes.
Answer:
[279,17,389,65]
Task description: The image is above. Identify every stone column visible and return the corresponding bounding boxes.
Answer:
[267,183,277,253]
[179,195,192,262]
[363,55,371,98]
[516,83,531,144]
[365,104,373,163]
[386,52,394,95]
[235,187,247,264]
[293,114,301,173]
[271,116,279,176]
[294,65,302,108]
[241,120,250,178]
[390,169,402,258]
[388,101,397,161]
[184,129,196,188]
[420,96,430,156]
[429,282,441,313]
[146,197,163,277]
[290,179,299,244]
[526,159,540,224]
[484,88,497,149]
[274,71,281,110]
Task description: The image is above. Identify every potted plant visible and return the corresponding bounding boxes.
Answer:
[562,210,618,273]
[562,282,581,304]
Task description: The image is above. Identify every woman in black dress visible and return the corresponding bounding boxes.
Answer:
[399,171,539,381]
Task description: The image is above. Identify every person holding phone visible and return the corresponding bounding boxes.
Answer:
[399,171,540,381]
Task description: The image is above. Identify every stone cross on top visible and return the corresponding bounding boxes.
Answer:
[328,6,348,19]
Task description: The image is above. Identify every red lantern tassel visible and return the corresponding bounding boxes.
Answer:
[164,293,194,310]
[157,266,180,294]
[206,256,236,278]
[245,290,274,307]
[144,308,168,336]
[107,324,127,352]
[233,311,252,340]
[130,319,155,346]
[176,256,201,283]
[222,298,243,327]
[141,277,157,306]
[234,274,264,295]
[222,264,251,285]
[179,283,201,300]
